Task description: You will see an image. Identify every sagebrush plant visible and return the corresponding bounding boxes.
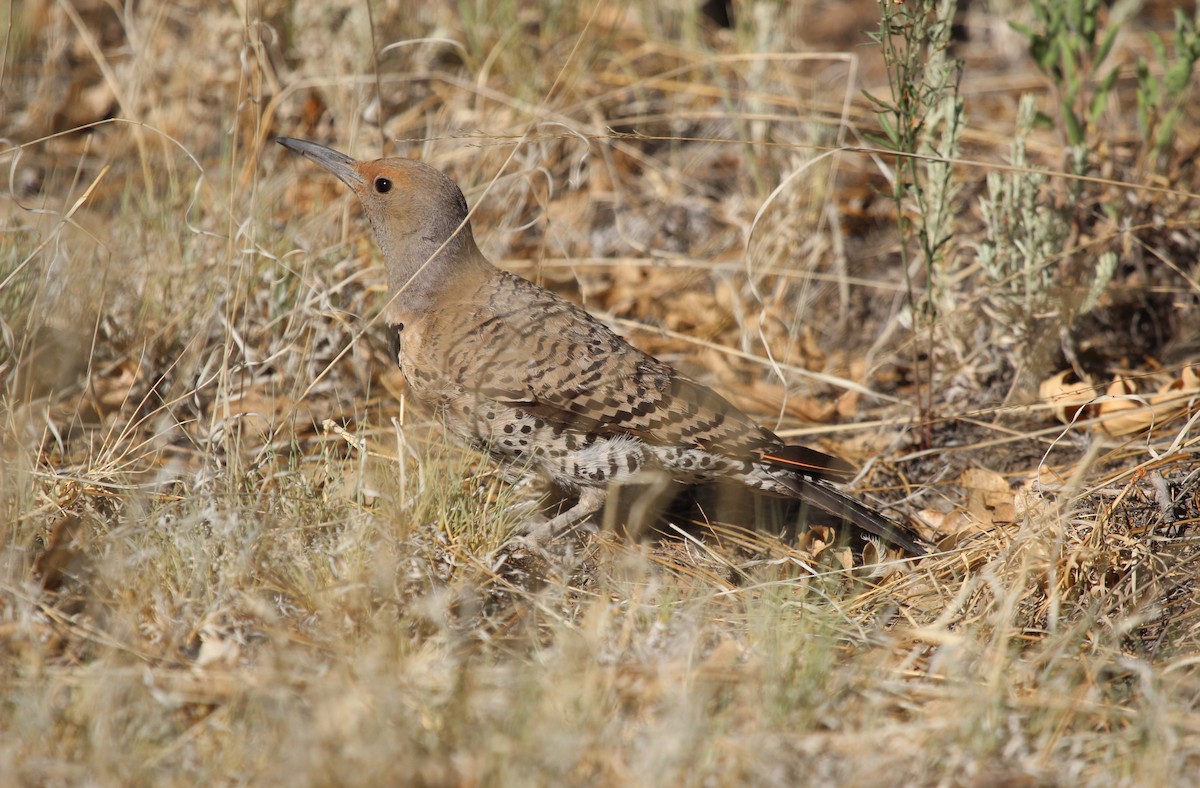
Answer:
[1010,0,1123,182]
[867,0,964,314]
[975,94,1064,320]
[1000,0,1199,386]
[1135,7,1200,169]
[974,93,1118,375]
[866,0,964,435]
[1013,1,1200,176]
[2,0,1200,785]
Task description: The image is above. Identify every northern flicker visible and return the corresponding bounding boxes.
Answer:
[276,137,927,556]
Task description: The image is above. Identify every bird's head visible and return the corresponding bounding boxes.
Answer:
[276,137,485,301]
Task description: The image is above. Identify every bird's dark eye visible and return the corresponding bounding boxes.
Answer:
[374,177,392,194]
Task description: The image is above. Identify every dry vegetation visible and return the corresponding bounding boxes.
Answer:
[3,0,1200,784]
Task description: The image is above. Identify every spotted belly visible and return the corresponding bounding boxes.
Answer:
[438,398,782,495]
[449,405,642,490]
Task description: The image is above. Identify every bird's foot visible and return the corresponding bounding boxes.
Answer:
[489,486,607,574]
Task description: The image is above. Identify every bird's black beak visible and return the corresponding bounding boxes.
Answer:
[276,137,364,187]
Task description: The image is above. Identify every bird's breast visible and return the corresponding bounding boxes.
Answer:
[386,320,455,405]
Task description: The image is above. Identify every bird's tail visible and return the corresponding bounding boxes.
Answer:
[787,475,929,557]
[759,446,927,556]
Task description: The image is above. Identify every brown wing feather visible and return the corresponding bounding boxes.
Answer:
[461,272,779,459]
[760,444,855,482]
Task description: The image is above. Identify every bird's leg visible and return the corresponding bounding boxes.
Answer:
[516,485,608,544]
[490,487,607,576]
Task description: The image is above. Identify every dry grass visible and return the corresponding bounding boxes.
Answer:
[3,0,1200,784]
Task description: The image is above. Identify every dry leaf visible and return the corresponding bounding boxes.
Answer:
[1039,370,1094,423]
[1149,364,1200,410]
[1096,377,1148,436]
[195,614,244,669]
[916,508,982,544]
[960,467,1016,526]
[1043,364,1200,437]
[76,359,145,416]
[701,639,744,673]
[836,429,900,461]
[33,514,87,592]
[836,388,861,419]
[1184,364,1200,391]
[221,390,289,440]
[800,524,837,556]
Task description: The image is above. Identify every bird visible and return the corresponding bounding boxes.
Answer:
[276,137,928,556]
